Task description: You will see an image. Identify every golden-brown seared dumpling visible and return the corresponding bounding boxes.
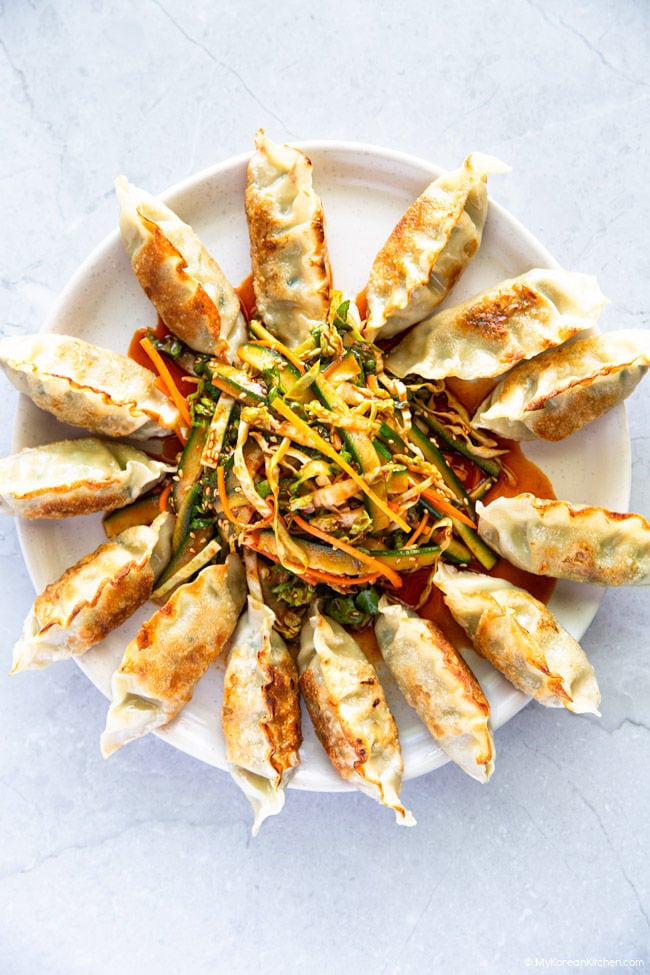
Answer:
[434,563,600,715]
[0,333,180,439]
[100,555,246,756]
[245,129,332,347]
[472,329,650,441]
[385,269,605,380]
[298,606,415,826]
[375,597,494,783]
[222,595,301,835]
[11,512,174,672]
[477,493,650,587]
[116,176,247,359]
[363,152,509,341]
[0,438,172,519]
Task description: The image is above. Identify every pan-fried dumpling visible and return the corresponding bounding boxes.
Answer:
[298,607,415,826]
[0,333,180,439]
[375,597,494,783]
[101,554,246,756]
[477,493,650,587]
[245,129,332,347]
[222,595,301,835]
[385,269,606,380]
[363,152,509,341]
[433,563,600,715]
[0,438,172,519]
[116,175,247,360]
[11,512,174,673]
[472,329,650,441]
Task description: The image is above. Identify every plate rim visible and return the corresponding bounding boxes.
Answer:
[12,140,631,792]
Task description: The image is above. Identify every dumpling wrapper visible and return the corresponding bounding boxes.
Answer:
[472,328,650,441]
[116,175,247,360]
[385,269,606,381]
[477,493,650,587]
[0,333,180,439]
[363,152,509,341]
[298,608,415,826]
[11,512,174,673]
[222,595,301,836]
[375,597,494,783]
[101,555,246,757]
[433,563,600,715]
[0,437,172,519]
[245,129,332,348]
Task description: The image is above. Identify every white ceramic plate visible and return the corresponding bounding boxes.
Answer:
[14,143,630,791]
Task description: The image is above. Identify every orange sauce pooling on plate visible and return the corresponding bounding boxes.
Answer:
[236,274,257,324]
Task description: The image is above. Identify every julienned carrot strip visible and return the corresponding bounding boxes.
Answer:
[256,339,308,377]
[216,466,239,527]
[245,537,381,588]
[303,568,381,588]
[292,514,402,589]
[140,336,192,429]
[158,482,172,513]
[248,322,306,374]
[216,466,270,530]
[420,487,477,529]
[405,511,429,548]
[250,509,276,530]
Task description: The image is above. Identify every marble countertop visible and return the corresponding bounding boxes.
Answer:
[1,2,648,972]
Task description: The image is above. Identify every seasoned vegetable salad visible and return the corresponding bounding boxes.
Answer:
[155,294,507,637]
